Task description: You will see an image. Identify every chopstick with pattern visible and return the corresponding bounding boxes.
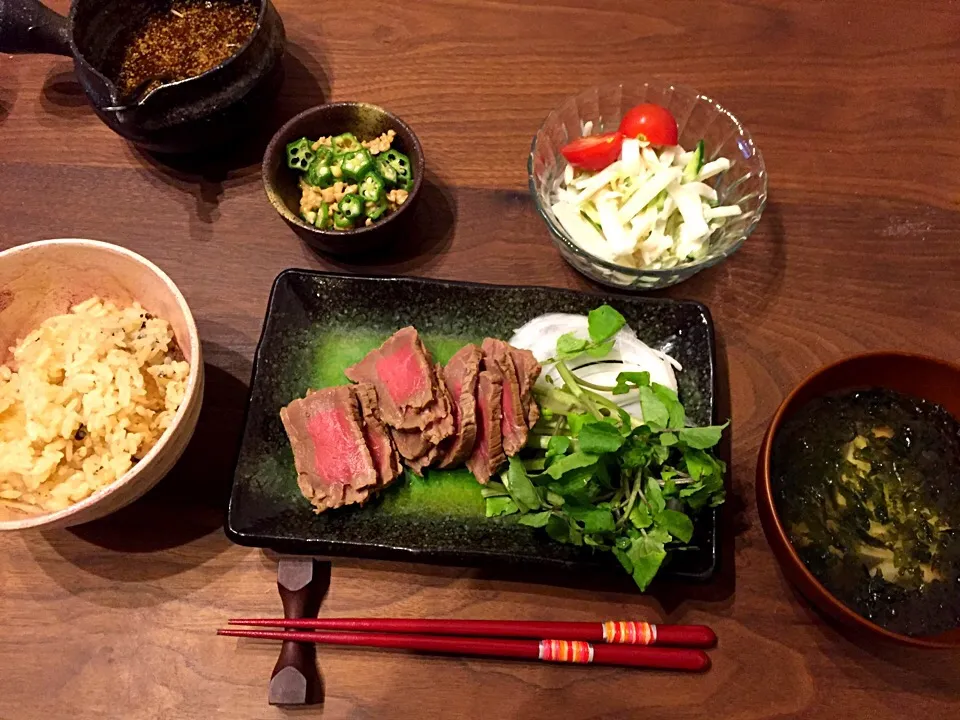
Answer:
[227,618,716,648]
[217,628,711,671]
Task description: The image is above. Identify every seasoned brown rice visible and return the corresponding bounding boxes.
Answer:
[0,297,189,514]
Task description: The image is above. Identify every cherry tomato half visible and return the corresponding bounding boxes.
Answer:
[618,104,678,146]
[560,131,624,171]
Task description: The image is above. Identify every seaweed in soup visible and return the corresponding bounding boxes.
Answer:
[772,389,960,636]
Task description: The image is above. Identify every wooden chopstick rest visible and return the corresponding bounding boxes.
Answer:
[268,557,328,706]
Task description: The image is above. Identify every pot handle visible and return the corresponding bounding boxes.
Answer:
[0,0,71,56]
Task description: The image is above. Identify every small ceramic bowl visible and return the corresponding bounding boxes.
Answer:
[0,239,204,531]
[529,81,767,290]
[756,352,960,648]
[262,102,424,256]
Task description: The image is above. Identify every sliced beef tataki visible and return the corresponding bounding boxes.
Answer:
[420,364,457,444]
[438,343,482,469]
[345,327,449,432]
[280,386,379,512]
[409,365,458,474]
[405,443,445,476]
[466,369,506,484]
[481,338,528,456]
[335,329,536,484]
[509,346,542,429]
[389,364,456,475]
[354,382,402,487]
[345,328,455,477]
[391,424,444,475]
[391,426,434,462]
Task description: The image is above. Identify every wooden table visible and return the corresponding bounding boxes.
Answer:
[2,0,959,717]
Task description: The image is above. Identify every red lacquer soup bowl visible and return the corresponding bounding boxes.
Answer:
[756,352,960,648]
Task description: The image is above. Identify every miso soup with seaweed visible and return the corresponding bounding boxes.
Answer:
[772,388,960,636]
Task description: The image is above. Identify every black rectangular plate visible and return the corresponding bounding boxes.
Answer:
[226,271,720,582]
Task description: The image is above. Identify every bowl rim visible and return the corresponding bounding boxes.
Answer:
[527,81,768,278]
[261,101,425,238]
[0,238,203,531]
[757,350,960,648]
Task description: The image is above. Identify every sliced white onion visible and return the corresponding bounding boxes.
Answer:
[573,161,624,205]
[509,313,681,420]
[686,182,719,203]
[617,166,682,224]
[697,158,731,181]
[704,204,743,219]
[620,138,642,176]
[668,183,710,241]
[640,229,673,266]
[596,197,635,255]
[550,201,615,261]
[658,146,678,167]
[641,146,661,169]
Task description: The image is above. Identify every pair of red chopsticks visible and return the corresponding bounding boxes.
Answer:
[219,617,716,672]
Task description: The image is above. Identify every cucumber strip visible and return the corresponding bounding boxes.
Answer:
[683,140,705,182]
[580,200,602,228]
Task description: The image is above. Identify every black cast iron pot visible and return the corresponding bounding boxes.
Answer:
[0,0,285,153]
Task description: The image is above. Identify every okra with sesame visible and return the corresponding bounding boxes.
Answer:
[286,138,314,170]
[332,133,362,155]
[359,172,385,203]
[342,149,374,180]
[290,129,414,230]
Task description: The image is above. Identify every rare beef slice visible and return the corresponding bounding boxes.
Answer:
[438,344,482,469]
[405,443,445,476]
[391,427,435,462]
[353,382,403,487]
[345,327,454,440]
[393,365,456,475]
[481,338,528,456]
[279,386,379,512]
[509,346,542,429]
[466,368,506,484]
[413,365,456,444]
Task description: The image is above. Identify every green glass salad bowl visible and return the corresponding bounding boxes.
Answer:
[528,81,767,290]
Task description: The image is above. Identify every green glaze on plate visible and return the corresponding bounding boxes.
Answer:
[226,271,719,581]
[380,469,485,517]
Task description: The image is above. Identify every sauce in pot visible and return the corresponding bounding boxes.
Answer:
[109,0,259,99]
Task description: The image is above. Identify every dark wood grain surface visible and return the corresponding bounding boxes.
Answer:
[2,1,959,717]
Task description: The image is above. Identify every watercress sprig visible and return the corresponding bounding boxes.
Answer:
[483,305,728,590]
